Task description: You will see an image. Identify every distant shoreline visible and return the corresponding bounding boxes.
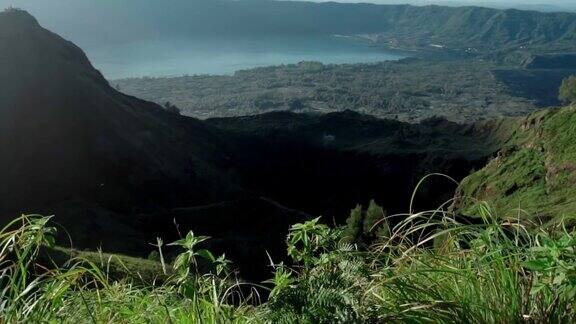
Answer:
[90,35,408,80]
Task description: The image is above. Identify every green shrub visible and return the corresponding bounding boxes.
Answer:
[263,204,576,322]
[264,217,368,323]
[2,204,575,322]
[559,75,576,104]
[0,215,255,323]
[147,250,160,261]
[342,200,390,247]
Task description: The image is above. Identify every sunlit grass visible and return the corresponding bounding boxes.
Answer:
[1,202,574,323]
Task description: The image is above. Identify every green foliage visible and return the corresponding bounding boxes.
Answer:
[0,215,57,319]
[265,205,576,322]
[264,262,294,300]
[559,75,576,104]
[147,250,160,261]
[3,206,576,322]
[286,217,333,269]
[343,200,390,247]
[168,231,211,284]
[457,105,576,219]
[524,228,576,307]
[343,205,363,244]
[0,215,254,323]
[265,217,368,323]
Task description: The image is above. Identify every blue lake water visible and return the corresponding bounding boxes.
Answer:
[85,36,406,79]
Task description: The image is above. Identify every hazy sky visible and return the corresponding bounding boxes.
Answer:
[3,0,576,6]
[2,0,575,10]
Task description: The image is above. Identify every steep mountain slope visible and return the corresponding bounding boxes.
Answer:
[455,105,576,221]
[0,9,261,257]
[0,10,314,277]
[0,9,241,215]
[160,1,576,53]
[366,5,576,52]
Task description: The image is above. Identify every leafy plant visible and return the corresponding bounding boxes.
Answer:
[0,215,255,322]
[286,217,332,269]
[2,202,576,323]
[524,228,576,318]
[264,262,294,299]
[168,231,211,284]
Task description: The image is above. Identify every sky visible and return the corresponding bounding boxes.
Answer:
[2,0,575,11]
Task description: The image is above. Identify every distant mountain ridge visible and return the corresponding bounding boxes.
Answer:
[8,0,576,54]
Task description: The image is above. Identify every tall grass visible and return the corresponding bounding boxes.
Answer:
[0,204,574,323]
[0,215,256,323]
[262,202,576,323]
[367,205,567,323]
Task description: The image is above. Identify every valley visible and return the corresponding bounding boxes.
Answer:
[0,9,508,279]
[1,2,575,279]
[1,2,576,322]
[116,58,575,122]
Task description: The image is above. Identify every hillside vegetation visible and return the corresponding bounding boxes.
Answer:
[3,207,575,322]
[456,104,576,221]
[0,9,309,278]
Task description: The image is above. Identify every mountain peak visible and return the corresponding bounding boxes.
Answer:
[0,8,39,30]
[0,11,239,216]
[0,8,104,112]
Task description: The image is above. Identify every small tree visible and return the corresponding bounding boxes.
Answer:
[364,200,390,242]
[343,201,389,247]
[343,205,363,244]
[559,75,576,104]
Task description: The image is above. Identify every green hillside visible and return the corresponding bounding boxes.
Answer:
[456,104,576,221]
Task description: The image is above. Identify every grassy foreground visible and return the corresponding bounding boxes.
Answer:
[1,204,575,323]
